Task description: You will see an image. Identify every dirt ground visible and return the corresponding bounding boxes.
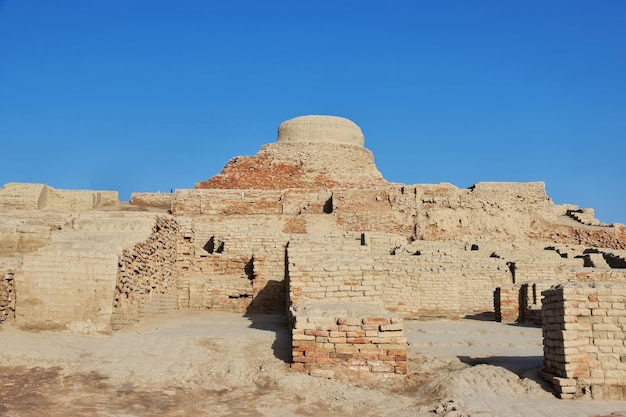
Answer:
[1,311,626,417]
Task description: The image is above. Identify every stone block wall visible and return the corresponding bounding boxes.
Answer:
[541,282,626,399]
[112,216,182,329]
[291,310,407,379]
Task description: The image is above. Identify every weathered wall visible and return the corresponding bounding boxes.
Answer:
[333,182,556,241]
[131,192,176,209]
[179,216,292,314]
[111,216,183,329]
[291,305,407,379]
[285,235,507,319]
[195,143,385,190]
[287,235,378,306]
[0,183,47,210]
[542,282,626,399]
[16,249,120,332]
[0,268,15,323]
[45,188,118,210]
[379,254,509,319]
[0,183,118,211]
[13,212,173,333]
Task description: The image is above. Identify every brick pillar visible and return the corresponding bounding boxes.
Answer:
[494,286,518,323]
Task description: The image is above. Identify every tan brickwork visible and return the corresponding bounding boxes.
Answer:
[541,282,626,399]
[111,216,183,329]
[2,114,626,389]
[290,311,407,378]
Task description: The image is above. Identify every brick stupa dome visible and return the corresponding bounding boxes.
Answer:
[277,115,365,147]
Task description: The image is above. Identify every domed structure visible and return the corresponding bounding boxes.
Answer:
[277,115,365,147]
[195,114,384,190]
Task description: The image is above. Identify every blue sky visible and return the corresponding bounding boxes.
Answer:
[1,1,625,223]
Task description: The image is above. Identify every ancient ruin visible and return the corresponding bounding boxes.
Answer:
[1,115,626,393]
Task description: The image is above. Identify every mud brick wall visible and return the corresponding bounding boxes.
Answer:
[291,313,407,378]
[287,235,514,320]
[185,217,289,313]
[379,255,509,319]
[17,249,120,332]
[0,183,47,209]
[0,270,14,323]
[495,282,553,324]
[171,189,283,216]
[112,216,182,329]
[44,189,118,210]
[286,237,379,305]
[187,252,254,313]
[494,286,518,323]
[541,282,626,399]
[130,192,176,209]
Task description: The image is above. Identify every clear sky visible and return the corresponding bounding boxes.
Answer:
[1,1,625,223]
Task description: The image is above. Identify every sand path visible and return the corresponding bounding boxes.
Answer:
[1,311,625,416]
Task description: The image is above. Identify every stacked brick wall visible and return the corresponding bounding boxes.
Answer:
[171,189,283,216]
[171,189,335,217]
[541,282,626,399]
[17,249,120,332]
[111,216,182,329]
[287,236,408,378]
[495,282,552,324]
[494,286,518,323]
[174,217,194,309]
[287,235,375,305]
[0,183,119,211]
[188,255,253,312]
[291,312,407,378]
[184,217,289,313]
[379,254,509,319]
[0,269,15,323]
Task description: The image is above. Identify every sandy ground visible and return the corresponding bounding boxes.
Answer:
[1,311,626,417]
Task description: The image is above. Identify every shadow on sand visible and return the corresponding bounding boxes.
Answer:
[243,279,291,364]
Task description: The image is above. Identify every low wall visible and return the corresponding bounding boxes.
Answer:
[290,302,407,379]
[0,183,118,211]
[541,282,626,399]
[0,183,46,209]
[45,189,118,210]
[130,192,175,209]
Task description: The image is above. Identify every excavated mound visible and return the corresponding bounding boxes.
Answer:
[196,115,385,190]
